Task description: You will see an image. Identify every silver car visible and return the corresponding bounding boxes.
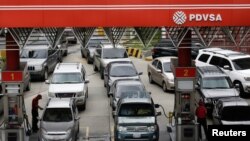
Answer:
[147,57,176,92]
[39,98,80,141]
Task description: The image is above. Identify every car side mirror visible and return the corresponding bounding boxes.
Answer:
[104,73,108,76]
[45,80,50,84]
[234,84,240,89]
[85,79,90,84]
[75,116,80,120]
[96,54,100,58]
[155,104,160,108]
[108,92,113,97]
[138,72,143,75]
[37,117,41,121]
[195,84,200,90]
[156,112,162,116]
[223,65,232,71]
[112,111,117,116]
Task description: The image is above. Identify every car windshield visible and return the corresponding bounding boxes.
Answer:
[103,48,128,59]
[51,73,82,84]
[119,103,154,117]
[163,62,172,72]
[221,106,250,121]
[43,108,73,122]
[116,85,144,98]
[20,49,47,58]
[232,57,250,70]
[202,77,233,89]
[110,65,137,77]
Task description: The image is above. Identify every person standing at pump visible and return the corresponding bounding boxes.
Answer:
[31,94,43,132]
[196,100,208,140]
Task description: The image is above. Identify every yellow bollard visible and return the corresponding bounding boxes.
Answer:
[168,112,173,125]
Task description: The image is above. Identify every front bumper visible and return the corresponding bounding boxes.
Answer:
[116,131,157,141]
[75,95,86,106]
[167,81,175,90]
[243,83,250,93]
[29,70,44,78]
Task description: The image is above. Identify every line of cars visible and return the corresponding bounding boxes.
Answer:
[81,43,162,141]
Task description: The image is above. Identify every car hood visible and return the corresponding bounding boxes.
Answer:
[20,58,46,66]
[201,89,239,99]
[118,117,155,125]
[102,58,131,66]
[221,120,250,125]
[238,69,250,76]
[49,83,84,93]
[41,121,73,132]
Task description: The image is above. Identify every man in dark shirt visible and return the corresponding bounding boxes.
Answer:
[196,100,208,140]
[32,94,43,132]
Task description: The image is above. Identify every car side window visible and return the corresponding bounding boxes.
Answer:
[209,56,221,66]
[152,60,158,67]
[157,62,162,70]
[198,54,210,63]
[219,58,232,69]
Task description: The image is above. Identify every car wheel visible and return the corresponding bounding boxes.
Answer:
[64,49,68,56]
[100,68,104,79]
[93,62,98,71]
[104,82,106,87]
[81,51,85,58]
[87,55,91,64]
[162,82,167,92]
[149,74,154,84]
[26,81,31,91]
[234,81,244,96]
[42,68,48,81]
[107,86,110,97]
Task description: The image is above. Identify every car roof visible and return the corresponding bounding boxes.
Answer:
[199,48,250,60]
[197,66,228,77]
[121,97,152,104]
[111,63,134,68]
[154,56,177,62]
[218,97,249,107]
[54,63,82,73]
[47,98,72,108]
[116,80,143,86]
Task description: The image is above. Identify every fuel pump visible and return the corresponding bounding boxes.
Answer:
[0,66,30,141]
[168,58,199,141]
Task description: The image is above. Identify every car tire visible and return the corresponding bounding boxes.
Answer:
[107,86,110,97]
[26,81,31,91]
[42,68,48,81]
[81,51,85,58]
[162,82,167,92]
[149,74,154,84]
[104,82,106,87]
[234,81,244,96]
[64,49,68,56]
[87,55,91,64]
[93,62,98,71]
[100,68,104,79]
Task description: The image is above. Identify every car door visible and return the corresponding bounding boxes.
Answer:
[155,61,163,85]
[150,60,159,83]
[218,58,233,76]
[47,49,54,71]
[95,49,102,70]
[72,103,79,137]
[104,64,110,86]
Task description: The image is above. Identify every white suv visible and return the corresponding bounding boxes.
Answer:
[195,48,250,95]
[46,63,89,110]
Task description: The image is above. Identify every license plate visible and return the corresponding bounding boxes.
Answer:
[133,133,141,138]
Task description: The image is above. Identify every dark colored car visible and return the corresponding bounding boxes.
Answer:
[212,97,250,125]
[114,94,161,141]
[151,39,202,59]
[108,79,147,111]
[104,61,143,96]
[81,43,100,64]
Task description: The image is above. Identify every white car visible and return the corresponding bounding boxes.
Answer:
[46,63,89,110]
[195,48,250,96]
[147,57,176,92]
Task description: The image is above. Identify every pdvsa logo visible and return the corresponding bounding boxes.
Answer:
[173,11,222,25]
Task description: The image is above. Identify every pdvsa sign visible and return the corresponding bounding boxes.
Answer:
[173,11,222,25]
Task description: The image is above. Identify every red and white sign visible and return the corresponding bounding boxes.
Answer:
[2,71,23,82]
[0,0,250,27]
[175,67,196,78]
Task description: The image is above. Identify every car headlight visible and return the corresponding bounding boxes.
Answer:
[244,77,250,81]
[169,79,174,82]
[108,79,113,86]
[66,129,72,136]
[41,128,48,135]
[48,92,55,97]
[204,98,211,104]
[76,91,84,96]
[148,125,157,132]
[35,65,43,71]
[118,126,127,132]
